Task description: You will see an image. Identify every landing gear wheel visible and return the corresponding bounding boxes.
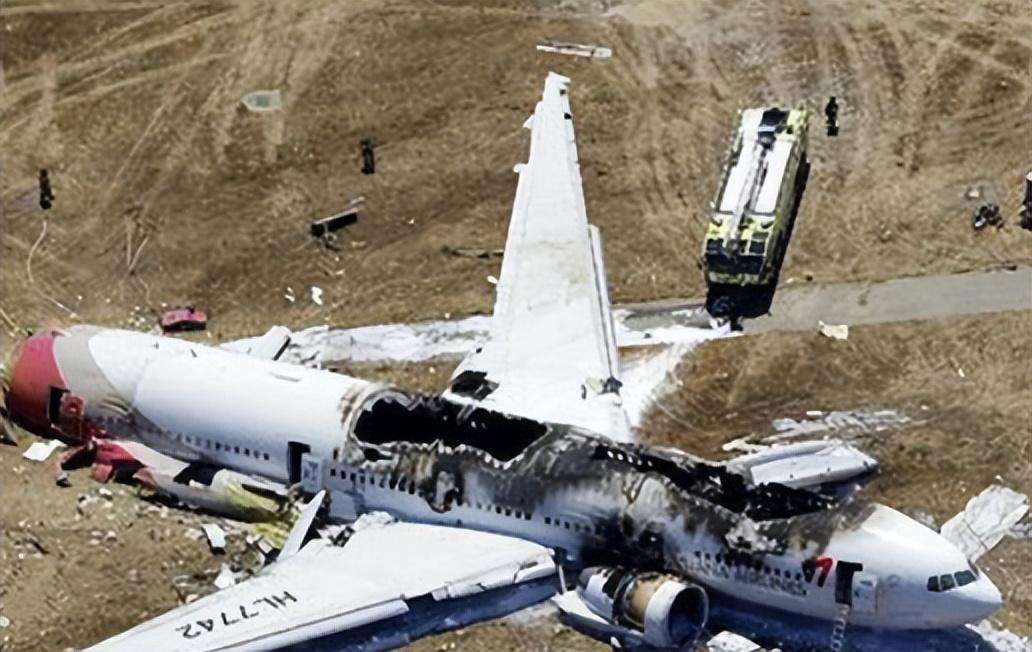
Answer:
[709,295,736,320]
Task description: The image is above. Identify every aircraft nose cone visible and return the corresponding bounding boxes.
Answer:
[5,331,65,434]
[954,573,1003,623]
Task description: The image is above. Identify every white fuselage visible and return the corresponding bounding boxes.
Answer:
[10,327,1002,633]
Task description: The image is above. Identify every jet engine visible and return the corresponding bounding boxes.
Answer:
[576,566,708,649]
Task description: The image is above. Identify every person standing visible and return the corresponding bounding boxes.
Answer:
[39,169,54,210]
[824,97,839,137]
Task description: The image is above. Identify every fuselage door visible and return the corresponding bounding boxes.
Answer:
[287,441,311,484]
[851,571,878,615]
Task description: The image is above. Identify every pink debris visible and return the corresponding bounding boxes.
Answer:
[160,307,208,333]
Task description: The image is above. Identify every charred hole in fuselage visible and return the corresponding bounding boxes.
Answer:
[591,443,836,520]
[352,392,547,461]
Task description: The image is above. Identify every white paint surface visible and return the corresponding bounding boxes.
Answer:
[22,439,64,462]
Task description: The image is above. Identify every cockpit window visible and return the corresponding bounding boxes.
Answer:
[955,570,976,587]
[929,569,979,592]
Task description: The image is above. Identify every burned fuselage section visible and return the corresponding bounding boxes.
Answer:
[323,389,873,608]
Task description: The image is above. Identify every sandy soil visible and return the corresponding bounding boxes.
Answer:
[642,311,1032,636]
[0,0,1029,650]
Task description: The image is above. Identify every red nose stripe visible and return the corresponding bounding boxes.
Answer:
[6,332,65,433]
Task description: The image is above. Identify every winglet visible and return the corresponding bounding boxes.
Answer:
[279,489,326,560]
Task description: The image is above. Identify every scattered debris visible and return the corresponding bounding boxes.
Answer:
[159,306,207,333]
[444,246,504,259]
[310,286,324,306]
[201,523,227,553]
[310,196,363,238]
[242,325,292,361]
[486,275,499,285]
[22,439,64,462]
[823,97,839,137]
[361,137,376,175]
[940,485,1029,561]
[722,409,911,452]
[708,630,761,652]
[972,202,1004,231]
[39,168,54,210]
[537,39,612,59]
[971,620,1031,652]
[241,89,282,112]
[0,615,9,629]
[284,287,296,303]
[817,320,849,340]
[97,486,113,500]
[213,563,238,590]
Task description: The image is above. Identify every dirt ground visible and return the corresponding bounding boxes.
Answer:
[0,0,1029,650]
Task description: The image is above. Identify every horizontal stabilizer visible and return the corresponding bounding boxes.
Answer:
[726,440,877,490]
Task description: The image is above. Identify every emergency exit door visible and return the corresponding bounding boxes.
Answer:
[851,571,879,615]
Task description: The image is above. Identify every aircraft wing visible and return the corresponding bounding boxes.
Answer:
[87,518,557,652]
[443,73,631,441]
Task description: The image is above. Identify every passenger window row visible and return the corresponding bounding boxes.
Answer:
[173,432,271,461]
[327,465,602,533]
[694,550,804,583]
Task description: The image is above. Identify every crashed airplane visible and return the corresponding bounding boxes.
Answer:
[1,74,1003,651]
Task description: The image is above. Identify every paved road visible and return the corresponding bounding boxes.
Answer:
[250,266,1031,365]
[619,265,1032,335]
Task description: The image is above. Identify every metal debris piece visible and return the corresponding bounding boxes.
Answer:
[762,409,910,444]
[310,197,363,238]
[202,523,227,553]
[708,630,761,652]
[213,563,238,590]
[310,287,324,306]
[972,202,1003,231]
[0,615,9,628]
[537,39,612,59]
[22,439,64,462]
[445,246,504,259]
[817,320,849,340]
[241,90,282,112]
[940,485,1029,561]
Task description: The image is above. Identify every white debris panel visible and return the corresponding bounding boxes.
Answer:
[941,485,1029,561]
[707,631,761,652]
[22,439,64,462]
[536,39,612,59]
[765,409,910,443]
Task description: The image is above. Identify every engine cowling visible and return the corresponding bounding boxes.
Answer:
[577,566,708,649]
